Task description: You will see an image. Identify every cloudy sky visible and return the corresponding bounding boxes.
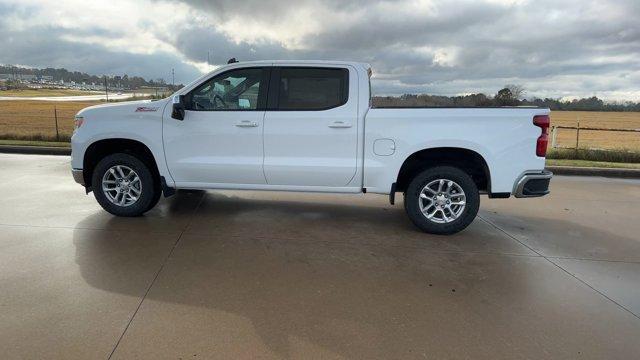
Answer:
[1,0,639,100]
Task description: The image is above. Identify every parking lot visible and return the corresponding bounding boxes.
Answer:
[1,153,639,359]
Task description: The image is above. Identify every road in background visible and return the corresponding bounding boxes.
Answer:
[0,93,142,101]
[1,153,639,359]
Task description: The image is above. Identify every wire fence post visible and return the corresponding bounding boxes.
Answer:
[551,126,557,148]
[575,120,580,149]
[54,106,60,142]
[576,115,580,150]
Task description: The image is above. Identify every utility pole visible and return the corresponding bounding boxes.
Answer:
[171,68,175,87]
[104,75,109,101]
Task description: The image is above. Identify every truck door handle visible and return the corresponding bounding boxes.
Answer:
[328,121,352,128]
[235,120,259,127]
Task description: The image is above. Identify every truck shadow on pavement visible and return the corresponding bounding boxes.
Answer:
[70,191,640,358]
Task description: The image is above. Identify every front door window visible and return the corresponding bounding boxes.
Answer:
[189,68,263,111]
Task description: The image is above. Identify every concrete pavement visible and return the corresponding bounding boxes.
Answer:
[1,154,639,359]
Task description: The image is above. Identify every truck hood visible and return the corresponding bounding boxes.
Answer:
[77,98,170,118]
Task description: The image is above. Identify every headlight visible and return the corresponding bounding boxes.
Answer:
[74,115,84,130]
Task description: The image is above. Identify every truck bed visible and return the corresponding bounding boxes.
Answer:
[363,107,550,194]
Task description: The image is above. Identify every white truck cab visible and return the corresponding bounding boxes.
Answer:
[71,60,552,234]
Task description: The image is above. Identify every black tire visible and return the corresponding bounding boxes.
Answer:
[144,184,163,212]
[404,166,480,235]
[92,153,158,217]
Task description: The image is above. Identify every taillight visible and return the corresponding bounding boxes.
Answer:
[533,115,550,157]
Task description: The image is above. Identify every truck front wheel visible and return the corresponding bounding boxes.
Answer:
[404,166,480,235]
[92,153,158,217]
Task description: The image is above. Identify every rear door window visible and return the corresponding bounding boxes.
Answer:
[276,68,349,110]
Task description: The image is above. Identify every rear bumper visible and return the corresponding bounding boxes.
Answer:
[513,170,553,198]
[72,168,85,186]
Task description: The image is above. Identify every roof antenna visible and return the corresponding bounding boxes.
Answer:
[227,58,238,64]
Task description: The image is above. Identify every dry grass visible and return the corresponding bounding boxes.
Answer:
[0,100,99,141]
[550,111,640,150]
[0,102,638,151]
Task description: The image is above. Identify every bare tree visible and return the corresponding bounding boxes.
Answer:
[505,84,525,100]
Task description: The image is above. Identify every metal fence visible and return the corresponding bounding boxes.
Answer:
[0,94,172,142]
[550,122,640,150]
[0,104,76,142]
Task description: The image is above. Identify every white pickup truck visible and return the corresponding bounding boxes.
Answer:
[71,60,552,234]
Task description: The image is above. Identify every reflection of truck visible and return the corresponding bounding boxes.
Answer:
[71,60,552,234]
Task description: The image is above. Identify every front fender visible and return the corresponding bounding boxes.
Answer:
[70,100,174,186]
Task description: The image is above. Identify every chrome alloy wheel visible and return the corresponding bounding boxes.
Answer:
[101,165,142,207]
[418,179,466,224]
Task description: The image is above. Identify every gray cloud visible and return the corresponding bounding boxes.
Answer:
[171,26,290,64]
[1,0,639,99]
[169,0,640,99]
[0,31,200,83]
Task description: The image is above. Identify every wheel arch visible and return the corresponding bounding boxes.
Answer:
[83,138,161,190]
[395,147,491,194]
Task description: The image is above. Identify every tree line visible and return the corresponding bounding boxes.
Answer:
[373,85,640,112]
[3,65,637,111]
[0,65,181,90]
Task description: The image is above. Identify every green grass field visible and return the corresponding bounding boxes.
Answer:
[545,159,640,169]
[0,139,71,147]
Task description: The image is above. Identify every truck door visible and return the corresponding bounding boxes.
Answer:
[263,66,359,187]
[163,67,270,185]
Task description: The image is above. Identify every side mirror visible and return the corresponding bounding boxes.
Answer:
[171,95,185,120]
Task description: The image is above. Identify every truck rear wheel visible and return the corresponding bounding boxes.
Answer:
[404,166,479,235]
[92,153,158,217]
